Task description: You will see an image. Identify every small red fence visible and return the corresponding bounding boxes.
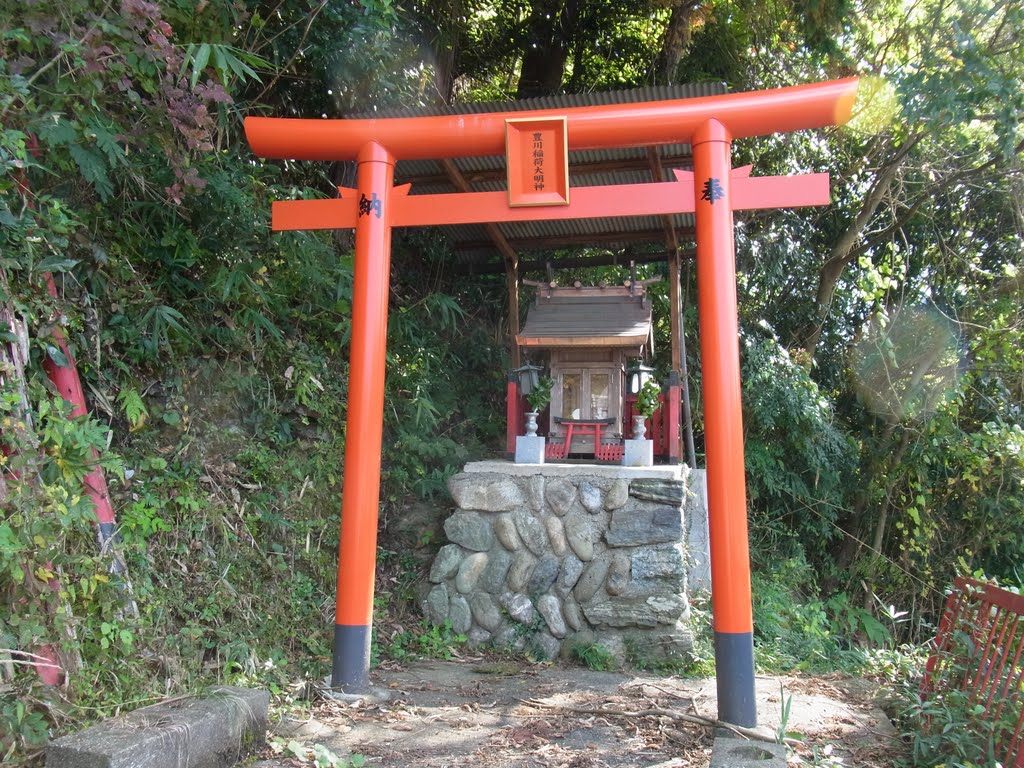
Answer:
[922,577,1024,766]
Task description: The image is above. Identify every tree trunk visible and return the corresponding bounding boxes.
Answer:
[653,0,702,85]
[516,0,579,99]
[800,133,921,361]
[422,0,464,104]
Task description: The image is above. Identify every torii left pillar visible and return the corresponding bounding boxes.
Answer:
[332,142,395,690]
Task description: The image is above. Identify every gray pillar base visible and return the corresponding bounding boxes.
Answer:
[714,630,757,727]
[331,624,371,692]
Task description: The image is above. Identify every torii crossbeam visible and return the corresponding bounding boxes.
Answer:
[245,77,858,728]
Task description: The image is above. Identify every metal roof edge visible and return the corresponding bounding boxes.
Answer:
[348,83,729,120]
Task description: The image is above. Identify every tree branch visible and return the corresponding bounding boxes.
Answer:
[801,132,924,359]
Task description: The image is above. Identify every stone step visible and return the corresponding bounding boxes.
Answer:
[46,686,268,768]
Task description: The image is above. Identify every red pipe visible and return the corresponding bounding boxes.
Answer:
[11,140,127,686]
[41,277,119,541]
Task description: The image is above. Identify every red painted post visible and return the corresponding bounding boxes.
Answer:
[667,380,681,463]
[693,119,756,727]
[506,376,519,456]
[332,142,396,691]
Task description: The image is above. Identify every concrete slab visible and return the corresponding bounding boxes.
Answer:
[464,459,685,480]
[46,686,268,768]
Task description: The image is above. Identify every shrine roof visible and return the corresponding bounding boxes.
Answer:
[516,286,652,349]
[346,83,727,275]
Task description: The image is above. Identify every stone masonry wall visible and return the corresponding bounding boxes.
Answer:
[422,463,692,664]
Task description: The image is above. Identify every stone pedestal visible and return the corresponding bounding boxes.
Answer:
[514,435,546,464]
[622,438,653,467]
[423,461,693,665]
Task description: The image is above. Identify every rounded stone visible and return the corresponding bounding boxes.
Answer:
[555,555,584,597]
[545,478,577,516]
[455,551,489,594]
[606,553,631,596]
[543,515,568,556]
[507,552,536,592]
[429,543,465,583]
[525,475,545,512]
[604,479,629,510]
[448,473,526,511]
[537,595,567,638]
[449,595,472,634]
[424,583,450,625]
[528,554,561,595]
[478,549,513,593]
[514,509,548,556]
[580,481,604,514]
[563,596,584,631]
[565,515,595,561]
[531,631,562,661]
[500,592,536,624]
[494,514,522,551]
[574,556,611,602]
[470,592,503,632]
[467,626,492,648]
[494,626,527,652]
[443,511,494,552]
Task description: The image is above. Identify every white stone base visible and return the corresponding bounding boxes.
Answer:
[622,438,653,467]
[463,459,684,480]
[514,435,546,464]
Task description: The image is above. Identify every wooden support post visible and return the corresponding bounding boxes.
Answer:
[508,263,521,370]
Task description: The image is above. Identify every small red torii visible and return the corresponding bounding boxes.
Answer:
[245,77,858,727]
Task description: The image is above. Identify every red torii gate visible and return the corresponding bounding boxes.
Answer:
[245,77,858,727]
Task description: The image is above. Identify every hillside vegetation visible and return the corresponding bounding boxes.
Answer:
[1,1,1022,764]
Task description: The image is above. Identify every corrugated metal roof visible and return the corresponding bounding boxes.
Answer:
[349,83,728,270]
[517,290,652,348]
[350,83,727,119]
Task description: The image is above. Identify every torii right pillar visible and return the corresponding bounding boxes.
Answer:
[694,119,755,727]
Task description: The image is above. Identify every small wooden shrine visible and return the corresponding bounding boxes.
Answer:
[510,280,671,462]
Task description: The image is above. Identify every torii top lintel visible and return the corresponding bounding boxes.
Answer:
[245,77,858,162]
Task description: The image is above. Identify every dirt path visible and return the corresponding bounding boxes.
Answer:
[254,659,902,767]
